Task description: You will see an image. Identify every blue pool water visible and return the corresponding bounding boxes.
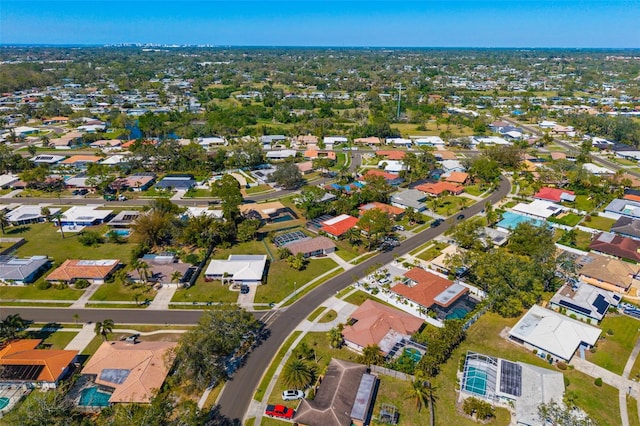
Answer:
[272,214,293,223]
[497,212,547,230]
[446,307,470,320]
[79,387,111,407]
[404,348,422,363]
[0,397,9,410]
[463,366,488,396]
[107,229,131,237]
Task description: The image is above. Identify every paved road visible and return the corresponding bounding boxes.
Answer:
[216,176,511,421]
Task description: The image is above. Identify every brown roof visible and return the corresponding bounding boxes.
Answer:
[0,339,77,383]
[342,299,423,353]
[294,359,367,426]
[392,268,466,308]
[297,161,314,173]
[358,202,405,217]
[239,201,288,220]
[589,232,640,263]
[354,137,382,145]
[551,152,567,160]
[414,181,464,196]
[60,155,102,164]
[435,150,457,160]
[445,172,469,184]
[81,341,177,403]
[47,259,120,282]
[285,236,335,256]
[578,253,640,291]
[376,150,406,160]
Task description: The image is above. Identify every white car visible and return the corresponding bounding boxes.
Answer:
[282,389,304,401]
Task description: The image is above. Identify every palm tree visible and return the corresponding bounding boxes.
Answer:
[40,206,51,222]
[282,359,315,390]
[94,319,115,341]
[51,211,64,239]
[0,211,9,235]
[327,325,344,349]
[171,270,183,286]
[360,344,384,366]
[0,313,26,341]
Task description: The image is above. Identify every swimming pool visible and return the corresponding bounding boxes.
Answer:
[497,212,547,230]
[463,366,488,396]
[272,214,294,223]
[446,307,469,320]
[106,229,131,237]
[79,386,111,407]
[0,397,9,410]
[404,348,423,363]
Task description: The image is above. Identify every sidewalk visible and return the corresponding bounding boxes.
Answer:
[70,282,102,308]
[327,252,354,271]
[64,323,97,352]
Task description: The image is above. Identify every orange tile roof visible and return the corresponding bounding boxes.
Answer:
[47,259,120,282]
[354,137,382,145]
[414,181,464,195]
[435,150,457,160]
[0,339,77,383]
[320,215,359,237]
[376,150,406,160]
[392,268,466,308]
[358,202,405,217]
[304,149,336,160]
[624,194,640,202]
[445,172,469,184]
[361,169,400,181]
[342,299,423,353]
[60,155,102,164]
[81,341,177,403]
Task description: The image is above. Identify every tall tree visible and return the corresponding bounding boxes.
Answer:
[94,319,115,341]
[271,161,304,189]
[282,359,316,390]
[211,174,243,223]
[358,208,393,249]
[0,211,9,235]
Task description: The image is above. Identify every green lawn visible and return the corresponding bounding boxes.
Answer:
[416,241,449,262]
[434,196,472,216]
[89,281,157,302]
[547,212,583,227]
[211,240,268,259]
[582,215,616,232]
[586,314,640,375]
[172,275,239,303]
[629,396,640,426]
[343,290,396,309]
[255,258,339,304]
[464,184,486,197]
[557,228,593,251]
[319,310,337,323]
[245,184,274,195]
[502,200,518,209]
[183,188,212,198]
[12,223,136,265]
[0,284,84,301]
[25,329,78,349]
[254,331,303,402]
[573,194,595,212]
[307,306,327,322]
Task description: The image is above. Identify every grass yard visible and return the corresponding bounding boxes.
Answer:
[557,228,593,251]
[211,240,268,259]
[183,188,212,198]
[437,312,621,426]
[464,184,486,197]
[573,194,595,212]
[629,397,640,426]
[12,223,136,265]
[547,212,583,227]
[416,241,449,262]
[343,290,396,309]
[172,276,239,303]
[254,331,303,402]
[434,196,472,216]
[307,306,327,322]
[587,314,640,375]
[0,284,84,300]
[25,329,78,349]
[245,184,274,195]
[582,215,616,232]
[319,310,337,323]
[89,281,157,302]
[255,258,339,304]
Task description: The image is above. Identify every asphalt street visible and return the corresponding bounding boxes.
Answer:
[215,176,511,421]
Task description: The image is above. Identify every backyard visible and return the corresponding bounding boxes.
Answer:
[582,215,616,232]
[586,314,640,375]
[547,212,583,227]
[171,275,239,304]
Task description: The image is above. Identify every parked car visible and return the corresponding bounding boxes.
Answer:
[431,219,444,228]
[265,404,295,419]
[456,214,465,220]
[282,389,305,401]
[240,285,250,294]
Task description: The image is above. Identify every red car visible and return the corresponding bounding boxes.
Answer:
[265,404,295,420]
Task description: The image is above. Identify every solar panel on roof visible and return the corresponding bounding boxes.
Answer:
[558,300,592,316]
[592,294,610,315]
[0,364,44,381]
[499,360,522,397]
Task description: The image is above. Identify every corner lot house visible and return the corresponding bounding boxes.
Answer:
[342,299,424,355]
[508,305,601,362]
[391,268,469,315]
[205,255,267,285]
[0,255,50,285]
[6,204,61,225]
[47,259,120,284]
[60,205,112,227]
[0,339,77,389]
[81,340,177,404]
[294,359,377,426]
[548,282,620,324]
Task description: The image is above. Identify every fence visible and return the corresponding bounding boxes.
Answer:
[369,365,414,382]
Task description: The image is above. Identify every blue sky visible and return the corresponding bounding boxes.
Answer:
[1,1,638,47]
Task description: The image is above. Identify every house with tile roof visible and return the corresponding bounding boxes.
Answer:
[391,268,468,311]
[414,181,464,196]
[360,169,404,186]
[353,136,382,146]
[60,155,103,168]
[589,232,640,263]
[81,340,177,404]
[375,150,406,160]
[284,236,336,258]
[358,202,405,219]
[0,339,77,389]
[534,187,576,203]
[577,253,640,293]
[0,256,50,285]
[320,214,359,238]
[46,259,120,284]
[390,189,427,211]
[342,299,424,355]
[610,216,640,240]
[204,255,267,285]
[444,171,469,185]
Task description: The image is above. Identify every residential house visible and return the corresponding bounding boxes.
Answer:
[360,169,404,186]
[110,173,156,192]
[610,216,640,240]
[444,172,469,185]
[512,199,565,220]
[434,150,457,161]
[390,189,427,211]
[508,305,601,362]
[294,359,377,426]
[323,136,347,149]
[534,187,576,203]
[239,201,293,223]
[0,255,50,285]
[60,205,112,227]
[320,214,359,239]
[391,268,468,313]
[295,135,319,147]
[413,136,446,147]
[46,259,120,284]
[100,154,130,166]
[155,174,197,191]
[440,160,466,173]
[353,136,382,146]
[303,149,336,160]
[358,202,405,219]
[578,253,640,293]
[471,136,510,147]
[284,236,336,258]
[548,282,621,324]
[197,136,227,149]
[80,340,177,404]
[0,174,19,189]
[266,149,297,160]
[342,299,424,355]
[0,339,77,389]
[386,138,412,147]
[375,150,406,161]
[107,210,140,228]
[89,139,122,151]
[589,232,640,263]
[605,199,640,220]
[297,161,314,175]
[414,181,464,196]
[583,163,614,176]
[49,131,83,149]
[204,255,268,285]
[377,159,406,173]
[60,155,102,169]
[128,254,194,287]
[260,135,287,148]
[30,154,65,165]
[6,204,60,225]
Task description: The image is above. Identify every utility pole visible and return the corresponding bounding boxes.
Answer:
[396,83,403,119]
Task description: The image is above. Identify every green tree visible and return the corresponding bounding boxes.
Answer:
[236,218,261,242]
[358,208,393,249]
[271,161,304,189]
[282,359,316,390]
[287,252,308,270]
[94,319,115,341]
[0,210,9,235]
[211,174,243,223]
[0,313,27,341]
[327,325,344,349]
[131,210,174,249]
[360,344,384,366]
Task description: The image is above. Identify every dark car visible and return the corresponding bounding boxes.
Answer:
[240,285,250,294]
[456,214,465,220]
[431,219,444,228]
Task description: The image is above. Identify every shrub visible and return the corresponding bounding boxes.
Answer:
[105,230,123,244]
[607,328,614,336]
[78,231,104,247]
[594,377,603,387]
[36,280,51,290]
[564,376,570,387]
[557,361,567,370]
[74,279,91,289]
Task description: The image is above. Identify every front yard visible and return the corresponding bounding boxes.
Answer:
[586,314,640,375]
[89,281,157,302]
[433,196,473,216]
[0,283,84,300]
